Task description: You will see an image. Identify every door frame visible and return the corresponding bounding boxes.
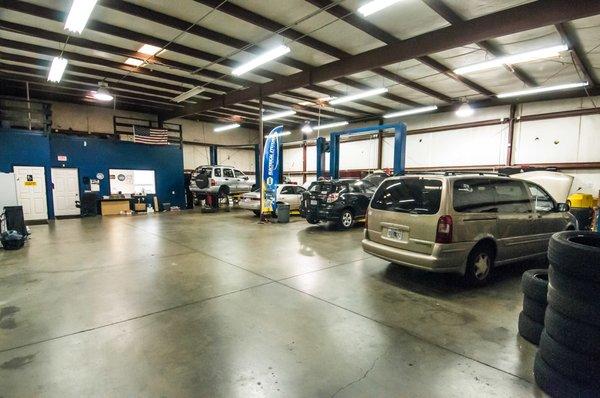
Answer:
[51,167,81,217]
[13,165,49,221]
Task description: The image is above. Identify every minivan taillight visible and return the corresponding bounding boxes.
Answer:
[210,179,216,186]
[435,215,453,244]
[326,193,339,203]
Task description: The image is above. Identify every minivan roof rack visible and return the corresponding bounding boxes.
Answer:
[395,170,509,177]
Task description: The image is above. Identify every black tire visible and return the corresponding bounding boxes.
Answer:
[518,311,543,345]
[337,209,354,230]
[539,329,600,384]
[544,306,600,356]
[521,269,549,304]
[463,244,494,286]
[548,231,600,283]
[522,296,546,324]
[548,266,600,303]
[195,174,209,189]
[252,210,261,217]
[547,285,600,327]
[306,217,319,225]
[534,352,598,398]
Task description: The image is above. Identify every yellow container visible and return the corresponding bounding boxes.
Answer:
[567,193,595,208]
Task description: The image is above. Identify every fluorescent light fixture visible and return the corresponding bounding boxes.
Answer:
[454,44,569,75]
[47,57,68,82]
[171,86,204,103]
[262,110,296,121]
[92,86,113,101]
[214,123,240,132]
[384,105,438,118]
[232,45,290,76]
[138,44,162,56]
[329,87,388,105]
[64,0,98,33]
[496,82,589,99]
[455,103,474,117]
[314,121,349,131]
[358,0,404,17]
[125,58,144,67]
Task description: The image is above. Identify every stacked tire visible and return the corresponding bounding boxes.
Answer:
[534,231,600,398]
[519,269,548,344]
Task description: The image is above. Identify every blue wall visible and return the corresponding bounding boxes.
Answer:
[1,129,186,218]
[0,129,54,217]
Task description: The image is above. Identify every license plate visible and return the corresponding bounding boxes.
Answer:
[386,228,404,240]
[310,200,317,205]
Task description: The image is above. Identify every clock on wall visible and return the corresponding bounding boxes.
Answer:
[96,172,104,180]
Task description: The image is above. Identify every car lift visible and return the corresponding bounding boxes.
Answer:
[316,122,407,179]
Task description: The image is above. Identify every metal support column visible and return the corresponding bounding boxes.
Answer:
[278,143,284,183]
[254,144,260,183]
[209,145,218,165]
[393,124,407,175]
[316,136,326,179]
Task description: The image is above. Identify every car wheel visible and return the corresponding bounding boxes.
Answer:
[307,217,319,225]
[338,209,354,230]
[463,244,494,286]
[253,210,261,217]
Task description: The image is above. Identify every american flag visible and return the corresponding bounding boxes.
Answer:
[133,126,169,145]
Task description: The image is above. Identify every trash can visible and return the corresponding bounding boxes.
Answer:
[276,202,290,223]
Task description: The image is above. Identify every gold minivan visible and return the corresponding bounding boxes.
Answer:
[362,174,575,285]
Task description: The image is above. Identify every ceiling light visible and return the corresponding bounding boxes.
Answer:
[47,57,68,82]
[171,86,204,103]
[214,123,240,132]
[138,44,162,56]
[329,87,388,105]
[358,0,404,17]
[262,110,296,121]
[64,0,98,34]
[454,44,569,75]
[301,122,313,134]
[314,121,349,131]
[232,45,291,76]
[92,84,113,101]
[125,58,144,67]
[455,103,474,117]
[496,82,589,99]
[384,105,438,118]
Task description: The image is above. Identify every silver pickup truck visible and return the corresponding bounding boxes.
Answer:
[190,165,256,196]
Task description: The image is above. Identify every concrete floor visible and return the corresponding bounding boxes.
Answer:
[0,210,545,397]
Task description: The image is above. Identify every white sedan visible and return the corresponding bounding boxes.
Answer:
[240,184,306,216]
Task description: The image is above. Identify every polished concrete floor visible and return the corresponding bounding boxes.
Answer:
[0,210,545,397]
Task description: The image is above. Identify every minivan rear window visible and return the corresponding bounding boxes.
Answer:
[371,178,442,214]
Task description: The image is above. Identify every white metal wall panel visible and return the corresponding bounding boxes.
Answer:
[339,138,379,170]
[183,145,210,170]
[218,148,255,172]
[514,114,600,164]
[382,125,508,168]
[283,147,303,172]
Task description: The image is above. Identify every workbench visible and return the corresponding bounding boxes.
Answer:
[100,199,131,215]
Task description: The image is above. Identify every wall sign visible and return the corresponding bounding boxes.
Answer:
[57,155,67,162]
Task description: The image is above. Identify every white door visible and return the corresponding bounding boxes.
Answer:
[52,168,80,216]
[13,166,48,221]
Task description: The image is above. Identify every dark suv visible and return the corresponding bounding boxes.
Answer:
[300,173,388,229]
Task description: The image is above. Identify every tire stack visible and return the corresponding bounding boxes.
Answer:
[519,269,548,345]
[534,231,600,397]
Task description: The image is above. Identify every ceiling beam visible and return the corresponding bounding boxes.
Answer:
[555,23,598,87]
[193,0,428,107]
[168,0,600,119]
[1,0,376,117]
[0,63,182,103]
[421,0,538,87]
